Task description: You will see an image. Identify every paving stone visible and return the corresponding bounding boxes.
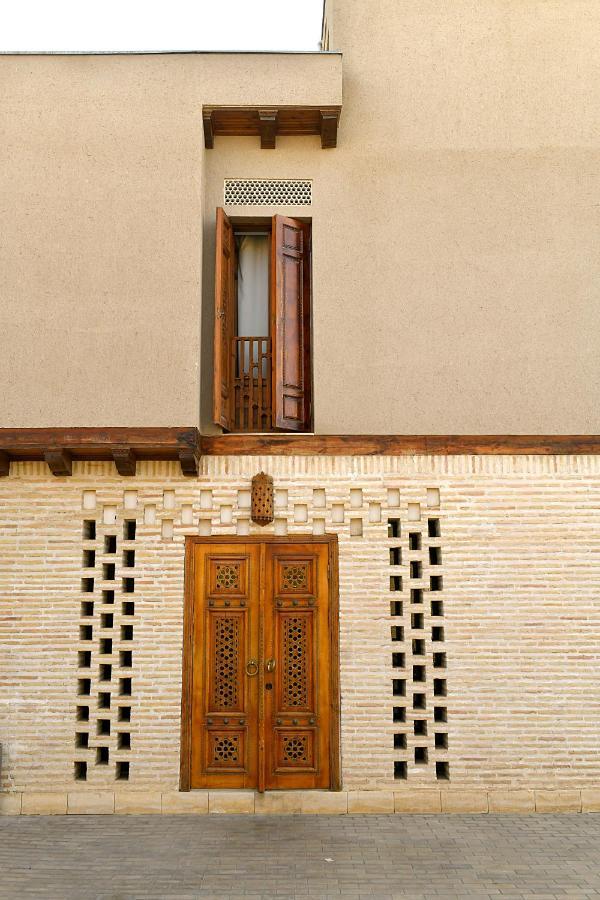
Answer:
[67,791,115,815]
[208,791,255,814]
[488,790,535,814]
[535,791,582,813]
[581,789,600,813]
[1,814,600,898]
[348,790,395,814]
[441,790,489,813]
[114,791,162,814]
[394,789,441,813]
[254,791,302,814]
[0,793,22,816]
[20,792,67,815]
[161,791,209,814]
[297,790,348,814]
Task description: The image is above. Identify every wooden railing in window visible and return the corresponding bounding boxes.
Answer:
[232,337,272,433]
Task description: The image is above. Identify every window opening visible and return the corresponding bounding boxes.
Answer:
[213,210,312,434]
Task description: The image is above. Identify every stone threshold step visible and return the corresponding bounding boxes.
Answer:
[2,788,597,816]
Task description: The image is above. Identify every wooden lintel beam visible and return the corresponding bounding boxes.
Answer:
[179,447,199,477]
[4,428,600,463]
[0,427,199,454]
[200,434,600,456]
[319,108,339,149]
[258,109,278,149]
[112,448,137,476]
[44,448,72,476]
[0,450,10,476]
[203,109,214,149]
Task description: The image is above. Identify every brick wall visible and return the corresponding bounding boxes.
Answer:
[1,454,600,800]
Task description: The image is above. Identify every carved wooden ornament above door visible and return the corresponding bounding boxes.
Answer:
[251,472,274,526]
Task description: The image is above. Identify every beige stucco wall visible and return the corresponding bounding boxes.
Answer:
[2,1,600,431]
[316,0,600,433]
[0,52,341,427]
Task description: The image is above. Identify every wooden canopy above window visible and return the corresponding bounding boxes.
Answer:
[202,106,340,149]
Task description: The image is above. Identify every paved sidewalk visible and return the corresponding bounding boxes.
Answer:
[1,814,600,899]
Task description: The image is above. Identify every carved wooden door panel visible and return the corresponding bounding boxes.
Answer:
[262,543,331,790]
[188,540,334,791]
[190,544,260,788]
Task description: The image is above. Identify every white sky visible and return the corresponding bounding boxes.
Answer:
[0,0,325,52]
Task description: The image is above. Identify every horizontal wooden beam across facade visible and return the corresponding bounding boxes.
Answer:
[200,434,600,456]
[1,430,599,477]
[0,427,201,477]
[202,105,341,149]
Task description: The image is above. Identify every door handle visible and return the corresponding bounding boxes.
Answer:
[245,659,259,676]
[265,658,276,673]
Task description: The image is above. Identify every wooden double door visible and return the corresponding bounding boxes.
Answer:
[182,537,339,792]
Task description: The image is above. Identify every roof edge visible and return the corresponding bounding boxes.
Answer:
[0,49,342,57]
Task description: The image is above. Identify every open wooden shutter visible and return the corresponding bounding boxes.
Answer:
[271,215,311,432]
[213,208,236,430]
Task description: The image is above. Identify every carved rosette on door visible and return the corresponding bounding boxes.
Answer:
[186,539,337,792]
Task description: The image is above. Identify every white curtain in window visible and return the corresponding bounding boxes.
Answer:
[237,235,269,337]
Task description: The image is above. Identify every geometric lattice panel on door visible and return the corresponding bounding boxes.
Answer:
[277,559,313,594]
[284,735,308,761]
[214,735,239,761]
[275,730,315,770]
[282,564,309,592]
[211,614,241,710]
[215,563,240,591]
[206,730,246,772]
[281,614,310,709]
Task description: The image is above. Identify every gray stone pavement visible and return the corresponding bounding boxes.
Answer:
[1,814,600,900]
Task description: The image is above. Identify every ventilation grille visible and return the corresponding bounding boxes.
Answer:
[224,179,312,206]
[389,489,450,784]
[75,501,136,785]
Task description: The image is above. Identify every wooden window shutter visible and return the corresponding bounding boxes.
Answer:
[271,215,311,432]
[213,208,236,430]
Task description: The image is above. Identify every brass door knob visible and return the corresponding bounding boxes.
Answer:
[265,658,276,672]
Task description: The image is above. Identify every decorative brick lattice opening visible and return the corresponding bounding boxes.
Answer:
[389,492,449,782]
[75,496,135,783]
[224,178,312,206]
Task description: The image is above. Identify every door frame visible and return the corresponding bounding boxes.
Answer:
[179,533,340,791]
